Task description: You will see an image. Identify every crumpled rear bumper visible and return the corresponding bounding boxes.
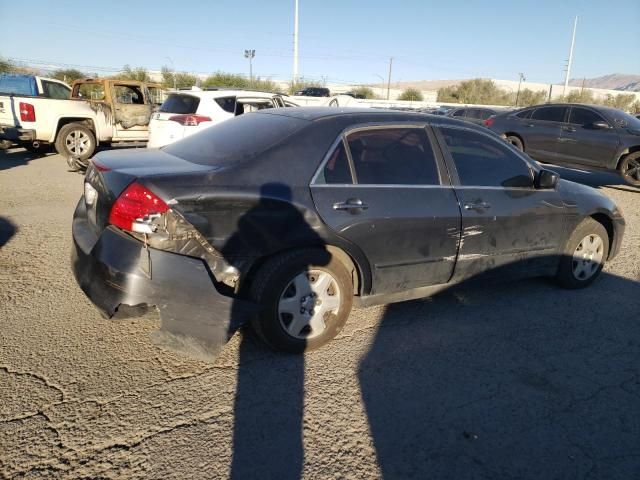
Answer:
[71,199,255,360]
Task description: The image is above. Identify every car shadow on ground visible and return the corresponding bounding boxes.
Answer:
[228,263,640,479]
[544,164,640,193]
[0,147,55,171]
[0,216,17,248]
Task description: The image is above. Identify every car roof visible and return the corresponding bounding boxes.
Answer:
[168,89,278,99]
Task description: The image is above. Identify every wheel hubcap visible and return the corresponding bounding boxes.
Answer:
[623,159,640,183]
[572,234,604,281]
[65,130,89,155]
[278,269,341,340]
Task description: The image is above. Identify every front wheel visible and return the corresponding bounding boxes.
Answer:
[556,218,609,289]
[618,152,640,187]
[505,135,524,151]
[249,249,353,353]
[55,123,96,161]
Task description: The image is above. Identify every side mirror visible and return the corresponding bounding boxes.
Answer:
[590,121,610,130]
[535,169,559,189]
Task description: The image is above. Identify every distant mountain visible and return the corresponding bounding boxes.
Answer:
[569,74,640,92]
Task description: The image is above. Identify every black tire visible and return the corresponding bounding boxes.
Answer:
[556,218,609,289]
[54,123,96,161]
[0,140,13,150]
[618,151,640,187]
[506,135,524,151]
[249,248,353,353]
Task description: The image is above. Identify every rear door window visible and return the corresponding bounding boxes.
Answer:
[215,96,236,113]
[531,106,567,123]
[440,127,533,188]
[159,94,200,114]
[114,85,145,104]
[452,109,467,117]
[315,141,353,184]
[568,107,607,126]
[41,80,71,99]
[346,127,440,185]
[515,109,533,119]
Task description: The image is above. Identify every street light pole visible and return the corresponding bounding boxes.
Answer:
[515,72,526,107]
[386,57,393,100]
[293,0,299,83]
[563,16,578,98]
[244,49,255,87]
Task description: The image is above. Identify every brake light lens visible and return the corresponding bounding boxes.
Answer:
[91,160,111,172]
[484,116,495,127]
[19,102,36,122]
[168,114,212,126]
[108,182,168,232]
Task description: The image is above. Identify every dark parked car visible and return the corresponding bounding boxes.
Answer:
[446,106,499,125]
[293,87,330,97]
[72,108,625,356]
[486,103,640,186]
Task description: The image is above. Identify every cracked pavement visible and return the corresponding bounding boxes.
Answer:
[1,149,639,479]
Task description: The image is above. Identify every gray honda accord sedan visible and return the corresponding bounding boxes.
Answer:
[72,108,625,356]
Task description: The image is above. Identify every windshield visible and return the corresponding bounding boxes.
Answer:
[163,112,308,165]
[609,110,640,129]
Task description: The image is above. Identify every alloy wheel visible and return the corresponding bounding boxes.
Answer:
[622,158,640,185]
[65,130,90,156]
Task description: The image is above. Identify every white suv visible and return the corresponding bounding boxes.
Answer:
[147,88,297,148]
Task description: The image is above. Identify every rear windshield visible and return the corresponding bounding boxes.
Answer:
[0,75,38,96]
[159,94,200,114]
[163,112,307,165]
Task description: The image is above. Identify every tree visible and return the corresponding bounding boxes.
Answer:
[288,79,323,95]
[398,88,424,101]
[116,65,151,82]
[514,88,547,107]
[0,57,16,73]
[437,79,511,105]
[565,89,596,104]
[350,86,377,99]
[161,66,198,89]
[51,68,85,83]
[602,93,636,111]
[203,72,278,92]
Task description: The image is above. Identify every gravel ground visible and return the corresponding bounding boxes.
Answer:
[1,148,639,479]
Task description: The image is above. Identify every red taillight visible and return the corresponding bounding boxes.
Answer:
[168,114,212,126]
[484,116,495,127]
[108,182,168,232]
[19,102,36,122]
[92,160,111,172]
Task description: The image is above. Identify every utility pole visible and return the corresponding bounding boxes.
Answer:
[165,56,176,90]
[563,16,578,98]
[386,57,393,100]
[293,0,299,84]
[244,49,255,87]
[515,72,526,107]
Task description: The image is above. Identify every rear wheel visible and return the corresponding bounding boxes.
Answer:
[618,151,640,187]
[556,218,609,289]
[249,249,353,353]
[506,135,524,151]
[55,123,96,161]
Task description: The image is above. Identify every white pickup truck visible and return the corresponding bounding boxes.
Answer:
[0,75,159,160]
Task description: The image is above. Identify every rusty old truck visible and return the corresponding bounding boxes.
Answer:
[0,77,162,161]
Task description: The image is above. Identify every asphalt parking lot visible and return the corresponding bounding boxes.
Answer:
[1,148,639,479]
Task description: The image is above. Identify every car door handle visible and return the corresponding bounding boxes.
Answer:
[561,126,576,132]
[464,201,491,212]
[525,123,535,127]
[333,198,368,214]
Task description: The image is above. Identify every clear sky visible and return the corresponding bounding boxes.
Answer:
[1,0,638,85]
